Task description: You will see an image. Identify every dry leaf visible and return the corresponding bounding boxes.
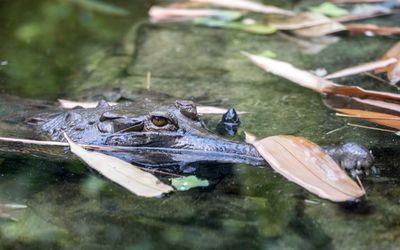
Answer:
[324,58,398,79]
[252,135,365,202]
[191,0,294,16]
[58,99,117,109]
[64,133,174,198]
[243,52,400,102]
[336,108,400,129]
[242,52,336,93]
[323,95,400,116]
[346,24,400,36]
[375,41,400,85]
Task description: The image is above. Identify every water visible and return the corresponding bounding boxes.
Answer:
[0,0,400,249]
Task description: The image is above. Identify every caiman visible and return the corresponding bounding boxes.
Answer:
[0,95,374,177]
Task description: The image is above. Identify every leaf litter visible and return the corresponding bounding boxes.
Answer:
[243,52,400,129]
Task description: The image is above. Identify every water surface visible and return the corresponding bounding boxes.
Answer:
[0,1,400,249]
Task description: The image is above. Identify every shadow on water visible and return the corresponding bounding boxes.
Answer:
[0,0,400,249]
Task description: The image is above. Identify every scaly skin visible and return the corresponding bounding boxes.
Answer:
[0,95,375,174]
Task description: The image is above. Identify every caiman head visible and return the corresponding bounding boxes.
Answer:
[28,100,265,168]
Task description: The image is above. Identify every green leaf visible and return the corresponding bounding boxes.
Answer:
[309,2,349,17]
[258,50,276,58]
[171,176,209,191]
[194,18,276,35]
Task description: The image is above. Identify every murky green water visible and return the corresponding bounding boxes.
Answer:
[0,0,400,249]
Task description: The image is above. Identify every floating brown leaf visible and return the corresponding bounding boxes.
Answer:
[323,95,400,117]
[375,41,400,85]
[324,58,398,79]
[252,135,365,202]
[243,52,400,102]
[65,133,174,198]
[336,108,400,129]
[244,52,400,128]
[346,24,400,36]
[242,52,336,93]
[191,0,294,16]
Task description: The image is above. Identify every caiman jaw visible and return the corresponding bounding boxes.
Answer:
[104,132,266,167]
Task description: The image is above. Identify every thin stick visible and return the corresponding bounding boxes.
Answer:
[138,167,183,177]
[336,113,400,120]
[355,175,367,199]
[326,125,347,135]
[347,123,397,133]
[364,72,390,85]
[146,71,151,90]
[0,136,120,152]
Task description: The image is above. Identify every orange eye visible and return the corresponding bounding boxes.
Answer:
[151,116,169,127]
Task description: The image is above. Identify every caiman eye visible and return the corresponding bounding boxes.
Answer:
[151,116,169,127]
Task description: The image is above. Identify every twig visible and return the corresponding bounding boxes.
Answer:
[326,125,347,135]
[146,71,151,90]
[355,175,367,199]
[347,123,397,133]
[138,167,183,177]
[364,72,390,85]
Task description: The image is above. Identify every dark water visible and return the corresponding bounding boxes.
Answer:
[0,0,400,249]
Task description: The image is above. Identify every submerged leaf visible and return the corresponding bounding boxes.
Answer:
[68,0,129,16]
[171,176,209,191]
[309,2,349,17]
[64,133,173,197]
[252,135,365,202]
[194,18,276,35]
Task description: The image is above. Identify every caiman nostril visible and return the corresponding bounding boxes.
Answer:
[175,100,198,120]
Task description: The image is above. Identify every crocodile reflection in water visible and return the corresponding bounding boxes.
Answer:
[27,99,374,175]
